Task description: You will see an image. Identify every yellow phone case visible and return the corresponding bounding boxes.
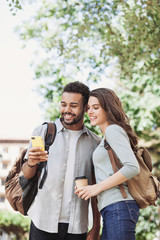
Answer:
[31,136,45,151]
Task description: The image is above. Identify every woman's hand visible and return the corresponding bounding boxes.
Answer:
[75,184,101,200]
[75,171,129,201]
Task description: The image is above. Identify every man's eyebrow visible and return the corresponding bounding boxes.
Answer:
[70,102,79,105]
[61,101,79,105]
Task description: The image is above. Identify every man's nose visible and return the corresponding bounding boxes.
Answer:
[64,105,71,112]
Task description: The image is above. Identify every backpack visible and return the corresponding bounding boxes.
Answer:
[104,140,160,209]
[5,122,56,215]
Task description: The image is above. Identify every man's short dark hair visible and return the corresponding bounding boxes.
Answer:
[63,81,90,106]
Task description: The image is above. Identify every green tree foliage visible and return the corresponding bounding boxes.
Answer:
[0,211,30,239]
[136,199,160,240]
[6,0,23,15]
[15,0,160,142]
[115,0,160,141]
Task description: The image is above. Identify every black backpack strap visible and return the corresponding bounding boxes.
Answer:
[43,122,57,152]
[39,122,57,189]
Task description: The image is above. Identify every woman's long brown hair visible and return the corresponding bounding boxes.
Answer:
[90,88,138,150]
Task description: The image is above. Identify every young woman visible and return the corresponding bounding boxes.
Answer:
[76,88,140,240]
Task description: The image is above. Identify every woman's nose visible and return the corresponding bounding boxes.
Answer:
[87,108,92,115]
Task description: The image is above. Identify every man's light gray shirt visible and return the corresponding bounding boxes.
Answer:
[25,119,100,233]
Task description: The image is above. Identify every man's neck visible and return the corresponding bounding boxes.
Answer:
[61,120,84,131]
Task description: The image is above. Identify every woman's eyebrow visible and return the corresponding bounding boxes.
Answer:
[91,104,100,107]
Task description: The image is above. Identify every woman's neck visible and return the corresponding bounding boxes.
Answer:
[99,122,110,135]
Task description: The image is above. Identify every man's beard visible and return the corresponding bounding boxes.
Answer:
[61,111,84,125]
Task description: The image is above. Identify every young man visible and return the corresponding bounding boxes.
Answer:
[22,81,101,240]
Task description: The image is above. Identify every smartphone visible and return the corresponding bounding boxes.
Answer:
[31,136,45,151]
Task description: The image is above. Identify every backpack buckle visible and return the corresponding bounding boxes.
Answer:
[104,140,110,150]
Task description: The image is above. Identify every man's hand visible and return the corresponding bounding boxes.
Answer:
[87,226,100,240]
[27,147,48,166]
[22,147,48,179]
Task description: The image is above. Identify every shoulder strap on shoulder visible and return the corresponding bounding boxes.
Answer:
[42,122,57,152]
[39,122,57,189]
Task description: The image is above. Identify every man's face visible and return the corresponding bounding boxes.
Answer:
[60,92,85,129]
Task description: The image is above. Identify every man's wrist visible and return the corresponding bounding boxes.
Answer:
[27,161,36,168]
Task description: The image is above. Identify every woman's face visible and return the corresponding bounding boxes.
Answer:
[87,96,108,127]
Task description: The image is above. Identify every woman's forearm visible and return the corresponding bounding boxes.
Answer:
[98,171,128,193]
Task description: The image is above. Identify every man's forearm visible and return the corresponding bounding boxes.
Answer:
[91,196,100,229]
[87,196,100,240]
[22,161,37,179]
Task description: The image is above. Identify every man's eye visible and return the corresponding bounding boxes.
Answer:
[71,105,77,108]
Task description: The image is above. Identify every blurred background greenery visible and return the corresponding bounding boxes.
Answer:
[1,0,160,239]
